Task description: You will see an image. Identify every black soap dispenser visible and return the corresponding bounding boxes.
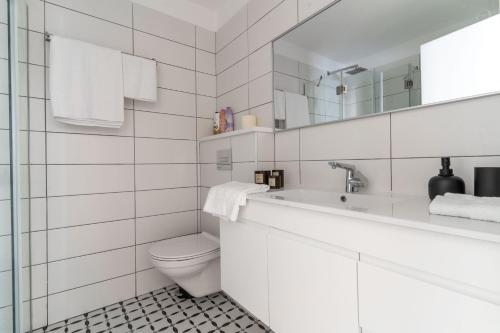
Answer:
[428,157,465,200]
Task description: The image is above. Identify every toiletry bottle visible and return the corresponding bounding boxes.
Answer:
[219,109,226,133]
[255,170,270,185]
[428,157,465,200]
[213,111,220,135]
[225,107,234,132]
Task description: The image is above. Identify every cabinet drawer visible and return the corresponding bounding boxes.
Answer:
[358,262,500,333]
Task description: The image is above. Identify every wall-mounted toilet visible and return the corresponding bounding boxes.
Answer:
[149,232,221,297]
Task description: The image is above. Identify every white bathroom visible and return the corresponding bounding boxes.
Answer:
[1,0,500,332]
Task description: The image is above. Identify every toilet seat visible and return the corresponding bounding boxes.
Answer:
[149,232,220,262]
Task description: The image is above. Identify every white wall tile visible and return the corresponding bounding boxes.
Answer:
[45,3,133,53]
[22,197,47,232]
[231,133,256,162]
[200,164,231,187]
[18,64,44,99]
[0,0,6,24]
[22,165,46,198]
[135,89,196,117]
[27,297,47,330]
[135,138,197,164]
[197,95,216,119]
[135,111,196,140]
[0,24,8,59]
[216,6,247,52]
[0,200,10,236]
[48,219,135,261]
[199,138,230,163]
[0,94,9,129]
[232,162,257,183]
[135,164,197,190]
[301,159,391,193]
[46,107,134,137]
[197,118,213,139]
[17,0,45,33]
[136,211,197,244]
[275,129,300,161]
[157,63,196,93]
[48,247,135,294]
[196,26,215,53]
[23,231,46,266]
[248,0,297,53]
[196,72,216,97]
[250,102,273,128]
[249,43,272,81]
[275,161,300,186]
[47,133,134,164]
[134,31,195,70]
[249,72,273,107]
[48,275,135,325]
[392,94,500,158]
[300,115,391,160]
[248,0,285,27]
[217,58,248,96]
[298,0,334,21]
[133,4,195,46]
[47,0,133,27]
[0,59,7,94]
[216,32,248,74]
[48,192,135,229]
[47,165,134,196]
[200,211,220,237]
[217,84,249,114]
[257,132,275,161]
[196,49,216,75]
[0,235,11,271]
[136,243,156,271]
[136,268,173,295]
[136,187,197,217]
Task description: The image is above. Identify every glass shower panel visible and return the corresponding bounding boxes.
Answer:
[342,69,374,119]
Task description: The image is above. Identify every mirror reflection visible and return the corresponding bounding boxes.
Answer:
[273,0,500,130]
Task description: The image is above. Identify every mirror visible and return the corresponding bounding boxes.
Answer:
[273,0,500,130]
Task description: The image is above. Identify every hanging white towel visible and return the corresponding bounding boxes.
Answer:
[49,35,124,128]
[274,90,286,120]
[429,192,500,223]
[203,181,270,222]
[122,54,157,102]
[285,91,310,128]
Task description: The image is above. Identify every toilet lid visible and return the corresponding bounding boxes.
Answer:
[149,232,219,261]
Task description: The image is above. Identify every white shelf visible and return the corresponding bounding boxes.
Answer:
[198,127,274,142]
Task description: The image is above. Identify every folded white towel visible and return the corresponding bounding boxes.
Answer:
[203,181,270,222]
[429,193,500,223]
[50,35,124,128]
[122,54,157,102]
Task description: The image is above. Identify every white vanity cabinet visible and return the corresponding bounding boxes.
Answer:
[268,230,359,333]
[219,220,270,325]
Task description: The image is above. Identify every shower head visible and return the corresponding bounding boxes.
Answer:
[345,66,368,75]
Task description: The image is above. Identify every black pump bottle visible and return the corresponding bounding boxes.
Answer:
[428,157,465,200]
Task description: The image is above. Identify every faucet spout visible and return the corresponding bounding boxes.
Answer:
[328,161,364,193]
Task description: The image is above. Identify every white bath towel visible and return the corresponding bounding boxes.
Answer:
[122,54,157,102]
[50,35,124,128]
[274,90,286,120]
[429,192,500,223]
[203,181,270,222]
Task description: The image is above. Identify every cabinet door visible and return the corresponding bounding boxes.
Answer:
[358,261,500,333]
[220,220,269,324]
[268,230,359,333]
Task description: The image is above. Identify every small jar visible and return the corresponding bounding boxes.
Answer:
[268,174,282,190]
[255,170,270,185]
[271,170,284,188]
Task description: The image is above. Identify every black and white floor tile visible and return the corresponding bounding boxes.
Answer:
[34,285,273,333]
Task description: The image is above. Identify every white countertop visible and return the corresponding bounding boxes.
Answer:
[248,188,500,244]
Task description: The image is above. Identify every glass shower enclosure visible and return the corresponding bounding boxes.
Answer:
[1,0,33,332]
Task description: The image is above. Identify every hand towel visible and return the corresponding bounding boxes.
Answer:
[203,181,270,222]
[429,192,500,223]
[49,35,124,128]
[274,90,286,120]
[285,91,310,128]
[122,54,157,102]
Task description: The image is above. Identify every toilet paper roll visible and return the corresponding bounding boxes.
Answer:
[241,114,257,129]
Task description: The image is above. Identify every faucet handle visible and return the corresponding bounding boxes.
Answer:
[328,161,355,171]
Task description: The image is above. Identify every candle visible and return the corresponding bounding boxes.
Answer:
[241,114,257,129]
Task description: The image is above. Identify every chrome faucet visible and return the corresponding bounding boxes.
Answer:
[328,161,365,193]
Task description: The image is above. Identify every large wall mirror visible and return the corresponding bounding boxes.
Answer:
[273,0,500,130]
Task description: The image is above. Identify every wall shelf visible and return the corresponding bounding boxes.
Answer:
[198,127,274,142]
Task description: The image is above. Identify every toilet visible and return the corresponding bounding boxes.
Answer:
[149,232,221,297]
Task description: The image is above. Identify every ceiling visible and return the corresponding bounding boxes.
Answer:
[277,0,499,68]
[130,0,248,31]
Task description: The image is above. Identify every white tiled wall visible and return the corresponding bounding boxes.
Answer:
[218,0,500,198]
[4,0,216,328]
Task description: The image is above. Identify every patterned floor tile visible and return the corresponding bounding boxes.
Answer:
[34,286,272,333]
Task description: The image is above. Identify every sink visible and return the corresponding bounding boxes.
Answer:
[257,189,405,213]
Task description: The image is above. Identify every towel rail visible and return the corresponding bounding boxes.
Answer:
[44,32,157,62]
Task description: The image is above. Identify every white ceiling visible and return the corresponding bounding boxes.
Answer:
[130,0,248,31]
[278,0,499,68]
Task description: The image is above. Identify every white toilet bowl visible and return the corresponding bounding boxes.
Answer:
[149,232,221,297]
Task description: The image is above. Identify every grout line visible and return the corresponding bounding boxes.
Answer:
[131,2,138,298]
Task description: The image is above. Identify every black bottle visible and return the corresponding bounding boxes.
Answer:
[428,157,465,200]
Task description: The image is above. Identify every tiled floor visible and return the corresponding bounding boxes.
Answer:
[35,285,272,333]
